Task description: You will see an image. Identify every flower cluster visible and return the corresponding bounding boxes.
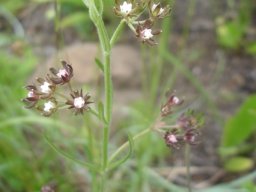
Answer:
[114,0,171,45]
[22,60,92,116]
[157,93,203,149]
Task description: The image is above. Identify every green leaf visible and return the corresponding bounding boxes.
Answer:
[217,21,245,49]
[44,135,98,172]
[98,101,107,124]
[108,133,134,171]
[95,58,104,72]
[224,157,254,172]
[221,95,256,147]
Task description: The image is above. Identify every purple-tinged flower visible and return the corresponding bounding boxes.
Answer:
[164,129,183,149]
[136,20,161,45]
[161,94,183,117]
[36,77,55,99]
[183,128,201,145]
[49,60,73,85]
[66,89,92,115]
[37,98,58,117]
[149,2,171,19]
[22,85,40,108]
[177,113,196,130]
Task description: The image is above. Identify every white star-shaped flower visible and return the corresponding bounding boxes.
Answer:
[44,101,55,112]
[141,28,153,39]
[120,1,132,15]
[74,97,85,109]
[40,82,51,94]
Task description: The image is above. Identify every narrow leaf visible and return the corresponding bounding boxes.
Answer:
[98,101,107,124]
[95,58,104,72]
[108,133,134,170]
[44,135,98,172]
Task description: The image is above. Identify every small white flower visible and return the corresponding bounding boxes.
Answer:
[120,1,132,15]
[44,101,55,112]
[159,8,164,14]
[74,97,85,109]
[141,28,153,39]
[152,4,164,15]
[40,82,51,94]
[167,134,178,143]
[152,3,157,11]
[57,69,68,78]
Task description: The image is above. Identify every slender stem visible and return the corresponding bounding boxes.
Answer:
[185,144,192,192]
[162,125,179,129]
[102,46,111,171]
[109,128,151,163]
[68,82,73,92]
[127,21,136,33]
[150,15,171,103]
[132,19,147,25]
[110,19,126,47]
[87,120,97,192]
[86,2,113,191]
[99,172,106,192]
[55,91,70,100]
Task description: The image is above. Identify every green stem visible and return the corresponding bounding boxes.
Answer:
[185,144,192,192]
[150,15,171,103]
[109,128,151,163]
[86,0,112,171]
[110,19,126,47]
[87,122,97,192]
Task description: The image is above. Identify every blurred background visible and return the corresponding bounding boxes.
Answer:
[0,0,256,191]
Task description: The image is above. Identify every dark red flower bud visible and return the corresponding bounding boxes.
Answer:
[49,60,73,85]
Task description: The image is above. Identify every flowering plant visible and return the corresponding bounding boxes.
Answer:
[22,0,203,191]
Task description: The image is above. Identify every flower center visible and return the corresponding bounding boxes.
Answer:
[120,1,132,15]
[172,96,180,104]
[141,28,153,39]
[57,69,68,78]
[27,90,35,98]
[167,134,178,143]
[74,97,85,109]
[40,82,51,94]
[44,101,55,112]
